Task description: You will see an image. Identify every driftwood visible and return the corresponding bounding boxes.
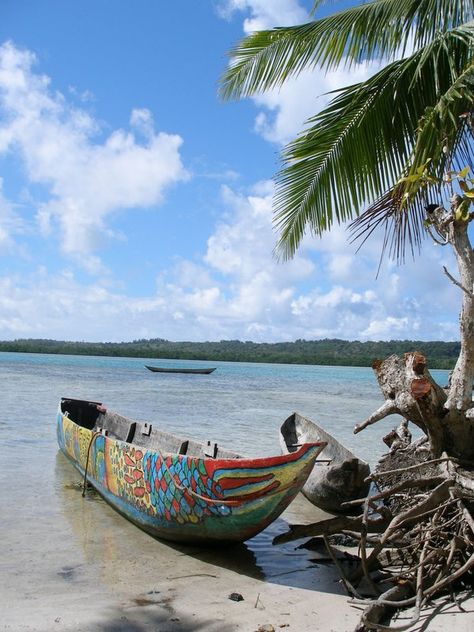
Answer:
[355,355,471,455]
[275,352,474,630]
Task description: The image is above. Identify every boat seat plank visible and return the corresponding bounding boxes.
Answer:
[87,410,242,460]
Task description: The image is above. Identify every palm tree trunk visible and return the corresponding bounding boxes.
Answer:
[444,219,474,415]
[354,219,474,460]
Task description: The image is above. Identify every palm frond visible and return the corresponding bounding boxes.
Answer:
[220,0,474,100]
[273,25,474,260]
[409,59,474,176]
[350,43,474,264]
[349,189,432,266]
[349,114,474,264]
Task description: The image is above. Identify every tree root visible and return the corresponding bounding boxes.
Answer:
[276,453,474,631]
[272,514,389,545]
[355,585,418,632]
[281,350,474,629]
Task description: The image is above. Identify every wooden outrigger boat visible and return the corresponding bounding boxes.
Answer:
[279,412,370,514]
[57,398,326,544]
[145,365,216,374]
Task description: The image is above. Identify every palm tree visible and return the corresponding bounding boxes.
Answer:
[220,0,474,460]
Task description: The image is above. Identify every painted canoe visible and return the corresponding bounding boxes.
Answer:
[145,365,216,374]
[57,398,326,544]
[279,412,370,514]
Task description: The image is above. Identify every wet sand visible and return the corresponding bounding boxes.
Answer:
[2,455,473,632]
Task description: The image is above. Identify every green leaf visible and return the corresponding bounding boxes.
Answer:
[276,27,474,256]
[455,199,471,219]
[220,1,474,261]
[220,0,474,100]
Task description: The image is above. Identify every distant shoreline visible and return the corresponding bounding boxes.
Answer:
[0,337,458,370]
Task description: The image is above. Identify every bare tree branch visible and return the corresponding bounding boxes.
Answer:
[443,265,474,298]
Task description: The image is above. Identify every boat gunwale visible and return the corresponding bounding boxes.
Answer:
[145,365,216,374]
[60,405,326,468]
[281,411,369,464]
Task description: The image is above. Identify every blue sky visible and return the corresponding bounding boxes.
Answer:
[0,0,462,342]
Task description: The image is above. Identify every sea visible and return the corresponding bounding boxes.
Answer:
[0,352,450,630]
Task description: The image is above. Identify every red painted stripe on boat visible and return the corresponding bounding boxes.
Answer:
[217,473,274,491]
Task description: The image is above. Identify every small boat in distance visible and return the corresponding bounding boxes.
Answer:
[145,365,216,374]
[279,412,370,514]
[57,398,327,544]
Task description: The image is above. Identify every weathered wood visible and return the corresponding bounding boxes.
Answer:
[354,352,474,459]
[280,412,370,513]
[276,447,474,630]
[443,204,474,416]
[382,419,411,451]
[353,585,414,632]
[273,515,388,545]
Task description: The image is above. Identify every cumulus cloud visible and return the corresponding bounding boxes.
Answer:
[253,61,382,145]
[0,41,189,271]
[217,0,308,33]
[0,36,462,344]
[164,183,316,337]
[0,180,461,343]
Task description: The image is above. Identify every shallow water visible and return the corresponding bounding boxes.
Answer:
[0,352,449,630]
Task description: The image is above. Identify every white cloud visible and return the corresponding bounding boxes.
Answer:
[217,0,308,33]
[0,41,189,270]
[252,62,383,145]
[204,183,315,283]
[0,182,461,343]
[0,34,463,345]
[362,316,414,339]
[0,177,25,255]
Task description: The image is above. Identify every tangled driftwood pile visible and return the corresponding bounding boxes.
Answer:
[275,352,474,630]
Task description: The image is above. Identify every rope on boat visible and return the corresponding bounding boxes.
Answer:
[82,431,102,497]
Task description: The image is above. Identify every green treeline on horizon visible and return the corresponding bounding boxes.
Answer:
[0,337,459,370]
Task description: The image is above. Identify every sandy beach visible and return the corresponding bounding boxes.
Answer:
[1,466,355,632]
[2,473,473,632]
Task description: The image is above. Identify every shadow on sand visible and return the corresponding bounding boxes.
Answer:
[93,604,236,632]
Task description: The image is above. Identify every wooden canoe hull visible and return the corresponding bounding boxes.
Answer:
[145,366,216,374]
[279,412,370,514]
[57,404,325,544]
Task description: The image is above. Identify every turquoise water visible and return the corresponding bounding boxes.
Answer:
[0,350,449,463]
[0,352,450,631]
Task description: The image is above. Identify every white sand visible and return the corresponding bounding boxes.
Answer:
[1,485,473,632]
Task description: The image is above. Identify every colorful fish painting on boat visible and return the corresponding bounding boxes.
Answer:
[57,398,326,544]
